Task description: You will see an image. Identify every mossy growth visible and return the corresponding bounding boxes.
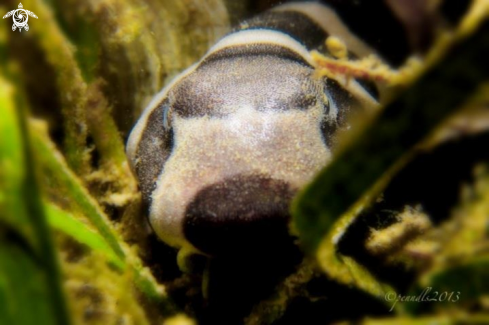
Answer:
[0,0,488,324]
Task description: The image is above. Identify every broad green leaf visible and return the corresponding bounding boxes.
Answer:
[292,17,489,254]
[289,1,489,316]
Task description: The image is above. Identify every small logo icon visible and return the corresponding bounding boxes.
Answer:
[3,3,38,32]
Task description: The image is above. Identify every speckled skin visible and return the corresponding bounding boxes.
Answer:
[126,2,377,255]
[152,56,332,248]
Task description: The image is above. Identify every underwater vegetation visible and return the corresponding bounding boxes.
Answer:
[0,0,488,324]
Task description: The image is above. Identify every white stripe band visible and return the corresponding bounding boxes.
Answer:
[273,2,377,58]
[127,29,318,163]
[203,29,315,66]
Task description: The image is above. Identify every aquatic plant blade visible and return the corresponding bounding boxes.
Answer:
[44,202,125,270]
[0,76,71,324]
[0,242,57,325]
[292,20,489,253]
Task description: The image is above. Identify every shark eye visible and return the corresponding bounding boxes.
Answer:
[162,103,172,131]
[302,94,317,107]
[291,93,317,110]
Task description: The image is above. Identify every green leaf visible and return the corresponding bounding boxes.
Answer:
[421,256,489,303]
[0,241,57,325]
[0,74,71,325]
[30,121,126,260]
[44,202,125,270]
[29,120,169,305]
[292,14,489,254]
[0,74,32,244]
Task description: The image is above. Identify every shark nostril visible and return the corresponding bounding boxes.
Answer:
[183,175,296,256]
